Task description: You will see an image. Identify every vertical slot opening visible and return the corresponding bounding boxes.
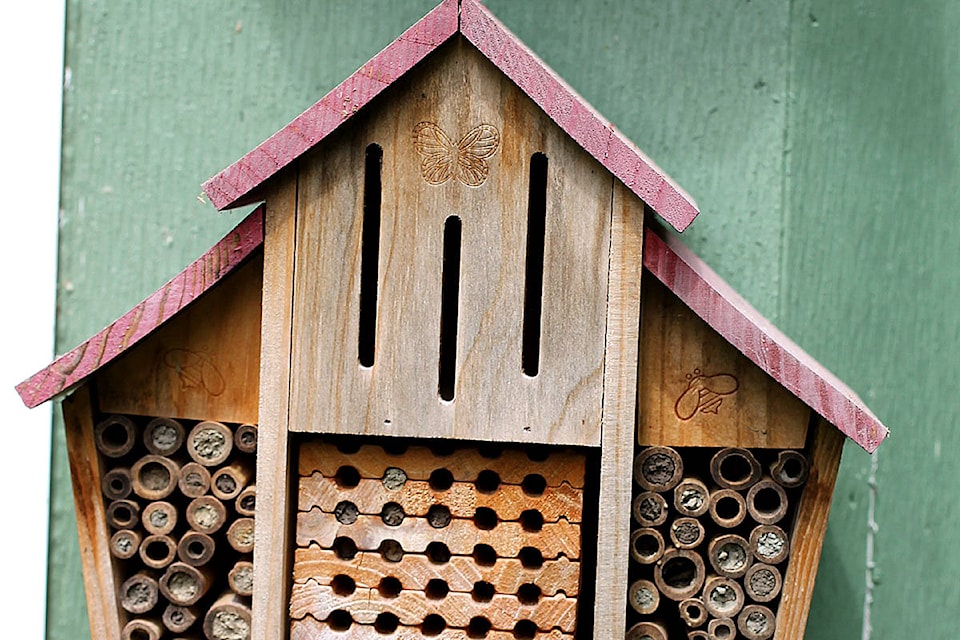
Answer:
[358,144,383,367]
[438,216,462,401]
[522,152,548,376]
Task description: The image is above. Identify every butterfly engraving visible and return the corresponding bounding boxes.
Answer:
[412,121,501,187]
[674,368,739,421]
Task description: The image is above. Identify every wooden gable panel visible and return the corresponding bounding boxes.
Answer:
[288,39,611,445]
[638,275,810,449]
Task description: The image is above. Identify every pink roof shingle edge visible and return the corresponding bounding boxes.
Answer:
[644,226,889,453]
[202,0,700,232]
[16,208,265,409]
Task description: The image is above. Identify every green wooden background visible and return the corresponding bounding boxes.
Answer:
[49,1,959,638]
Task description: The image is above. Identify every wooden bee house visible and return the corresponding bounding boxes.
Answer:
[18,2,889,639]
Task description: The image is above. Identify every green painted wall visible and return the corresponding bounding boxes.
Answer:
[51,1,958,638]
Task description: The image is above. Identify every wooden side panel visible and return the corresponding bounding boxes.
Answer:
[96,254,262,423]
[638,275,809,448]
[594,182,644,638]
[775,417,844,639]
[289,40,611,445]
[62,384,123,640]
[251,175,298,640]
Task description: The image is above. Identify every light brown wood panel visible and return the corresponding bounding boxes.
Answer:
[638,275,809,448]
[290,617,573,640]
[62,384,124,640]
[96,254,262,423]
[288,38,611,445]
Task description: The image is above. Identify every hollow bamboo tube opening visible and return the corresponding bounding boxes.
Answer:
[143,417,185,456]
[131,455,180,501]
[211,460,254,501]
[770,449,809,488]
[235,485,256,517]
[228,560,254,596]
[101,467,133,501]
[674,477,710,517]
[703,575,745,619]
[710,448,761,490]
[226,517,255,553]
[186,495,227,534]
[203,591,252,640]
[626,621,668,640]
[670,517,706,550]
[142,501,177,535]
[680,597,708,628]
[139,534,178,569]
[119,571,159,614]
[688,632,710,640]
[159,562,215,606]
[630,527,665,565]
[234,423,258,453]
[186,421,233,467]
[708,489,746,528]
[744,563,782,603]
[94,415,137,458]
[654,548,706,601]
[109,529,141,560]
[121,618,162,640]
[634,446,684,491]
[746,479,788,525]
[177,531,216,567]
[708,534,752,579]
[749,525,790,564]
[178,462,211,499]
[162,604,199,634]
[708,617,737,640]
[633,491,668,527]
[106,499,141,529]
[627,579,660,615]
[738,604,777,640]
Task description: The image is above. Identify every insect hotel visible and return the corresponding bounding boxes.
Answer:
[18,1,889,639]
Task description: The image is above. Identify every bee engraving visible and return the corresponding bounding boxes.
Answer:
[412,121,501,187]
[674,368,739,421]
[162,348,226,397]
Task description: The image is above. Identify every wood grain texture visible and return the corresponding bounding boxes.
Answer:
[290,617,572,640]
[638,275,810,448]
[19,208,264,409]
[62,385,124,640]
[643,226,888,452]
[202,0,459,210]
[288,40,611,445]
[774,417,843,640]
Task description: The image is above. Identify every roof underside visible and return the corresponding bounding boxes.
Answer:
[202,0,699,232]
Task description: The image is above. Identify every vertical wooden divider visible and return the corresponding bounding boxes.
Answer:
[62,384,124,640]
[252,173,298,640]
[595,181,644,638]
[774,417,844,639]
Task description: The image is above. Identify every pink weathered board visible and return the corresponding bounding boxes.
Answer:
[643,225,889,452]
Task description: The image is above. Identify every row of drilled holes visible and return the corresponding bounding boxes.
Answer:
[333,500,546,532]
[330,536,546,569]
[334,465,549,497]
[326,609,541,639]
[329,573,543,604]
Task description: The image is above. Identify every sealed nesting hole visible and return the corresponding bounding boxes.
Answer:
[378,576,402,598]
[473,544,497,566]
[214,474,237,495]
[517,583,542,605]
[425,578,450,599]
[475,470,501,494]
[472,581,495,602]
[332,536,358,560]
[468,616,492,639]
[426,541,451,564]
[519,509,544,532]
[139,461,171,492]
[330,574,356,596]
[382,466,407,490]
[334,465,361,488]
[513,620,538,639]
[422,614,446,636]
[238,493,255,513]
[375,612,399,634]
[428,468,454,491]
[334,500,359,525]
[328,610,353,631]
[427,504,451,529]
[473,507,498,530]
[521,473,546,496]
[380,501,405,526]
[378,539,404,562]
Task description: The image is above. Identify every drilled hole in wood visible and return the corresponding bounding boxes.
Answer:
[426,541,451,564]
[526,446,549,462]
[477,444,502,459]
[334,501,359,525]
[426,578,450,599]
[427,505,452,529]
[471,581,495,602]
[332,536,358,560]
[429,468,454,491]
[328,610,353,631]
[330,574,356,596]
[380,502,405,526]
[430,441,455,457]
[377,576,402,598]
[661,555,697,590]
[468,616,492,638]
[358,143,382,368]
[422,614,446,636]
[438,215,462,401]
[472,544,497,567]
[375,612,400,634]
[521,473,546,497]
[517,583,542,605]
[334,465,361,489]
[378,539,404,562]
[474,470,501,494]
[519,509,544,533]
[518,547,543,569]
[336,441,361,455]
[473,507,498,530]
[513,620,537,639]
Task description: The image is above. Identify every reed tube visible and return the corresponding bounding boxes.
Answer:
[749,525,789,564]
[708,489,747,528]
[627,579,660,615]
[674,477,710,518]
[234,423,258,454]
[634,446,684,491]
[94,415,137,458]
[186,421,233,467]
[119,571,159,614]
[679,598,708,628]
[143,417,185,456]
[670,517,706,550]
[708,534,752,579]
[633,491,668,527]
[177,531,216,566]
[625,621,668,640]
[142,501,177,535]
[710,448,761,490]
[226,517,255,553]
[162,604,199,634]
[235,485,256,517]
[708,617,737,640]
[203,591,252,640]
[228,560,254,596]
[703,575,745,619]
[738,604,777,640]
[121,618,162,640]
[109,529,141,560]
[101,467,133,501]
[746,479,788,525]
[654,548,706,601]
[629,527,665,565]
[139,534,178,570]
[106,499,141,530]
[211,460,254,501]
[159,562,215,606]
[687,632,710,640]
[131,455,180,501]
[186,495,228,534]
[744,563,782,603]
[770,450,808,488]
[178,462,211,499]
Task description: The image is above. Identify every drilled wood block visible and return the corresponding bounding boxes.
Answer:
[290,616,574,640]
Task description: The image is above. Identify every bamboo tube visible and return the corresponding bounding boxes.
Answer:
[178,462,211,498]
[709,489,747,528]
[708,617,737,640]
[234,423,258,454]
[633,491,668,527]
[670,517,706,550]
[235,485,256,517]
[745,479,788,525]
[703,575,745,619]
[106,499,141,529]
[94,415,137,458]
[144,417,185,456]
[186,495,228,534]
[674,477,710,517]
[119,571,159,614]
[627,579,659,615]
[203,592,252,640]
[710,448,761,490]
[626,621,668,640]
[121,618,162,640]
[228,560,254,596]
[140,534,178,569]
[634,446,684,491]
[679,598,708,628]
[708,534,752,579]
[226,517,255,553]
[101,467,133,501]
[142,501,177,535]
[211,460,254,501]
[737,604,776,640]
[186,421,233,466]
[177,531,216,566]
[744,563,782,603]
[770,450,809,488]
[654,548,706,601]
[749,525,789,565]
[163,604,200,634]
[688,632,710,640]
[110,529,141,560]
[131,454,180,501]
[159,562,216,606]
[629,527,665,565]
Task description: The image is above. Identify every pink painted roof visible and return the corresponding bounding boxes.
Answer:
[643,225,889,453]
[202,0,700,232]
[16,208,264,409]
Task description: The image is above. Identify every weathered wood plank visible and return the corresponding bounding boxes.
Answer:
[291,617,572,640]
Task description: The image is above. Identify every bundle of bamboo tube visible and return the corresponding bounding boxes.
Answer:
[627,445,810,638]
[95,415,258,640]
